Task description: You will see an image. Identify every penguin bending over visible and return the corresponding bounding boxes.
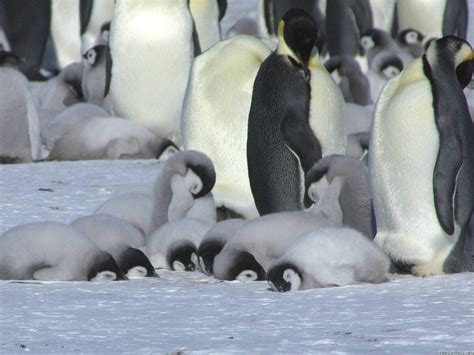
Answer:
[108,0,196,144]
[0,222,126,281]
[182,35,271,219]
[370,36,474,276]
[247,9,345,215]
[71,214,157,278]
[267,227,390,292]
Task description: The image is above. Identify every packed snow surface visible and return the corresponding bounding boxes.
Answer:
[1,160,473,353]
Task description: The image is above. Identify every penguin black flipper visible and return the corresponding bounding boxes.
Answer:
[247,53,305,215]
[442,0,468,39]
[217,0,227,21]
[280,106,322,173]
[104,46,112,97]
[80,0,94,35]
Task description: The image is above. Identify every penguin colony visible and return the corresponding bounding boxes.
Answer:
[0,1,473,291]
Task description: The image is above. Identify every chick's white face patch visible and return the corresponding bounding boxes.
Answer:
[283,269,301,291]
[86,49,97,66]
[91,271,117,282]
[172,260,186,272]
[361,36,375,51]
[185,169,203,195]
[127,266,147,278]
[382,65,401,79]
[236,270,258,282]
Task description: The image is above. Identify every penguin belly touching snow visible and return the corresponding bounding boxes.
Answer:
[0,67,41,163]
[108,0,196,144]
[267,227,390,292]
[247,9,345,215]
[47,117,174,161]
[146,219,213,272]
[369,36,474,276]
[71,214,157,278]
[189,0,227,51]
[0,222,126,281]
[397,0,468,43]
[182,35,271,219]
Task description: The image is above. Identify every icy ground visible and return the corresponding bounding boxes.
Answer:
[1,160,473,353]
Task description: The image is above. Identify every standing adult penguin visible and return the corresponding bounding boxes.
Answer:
[325,0,373,58]
[370,36,474,276]
[247,9,346,216]
[108,0,197,144]
[397,0,468,43]
[189,0,227,52]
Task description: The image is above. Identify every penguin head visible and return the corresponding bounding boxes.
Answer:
[167,241,198,271]
[117,246,159,278]
[360,28,392,54]
[267,262,302,292]
[278,9,318,70]
[100,22,111,43]
[398,29,424,46]
[88,251,128,281]
[425,36,473,89]
[197,239,225,276]
[83,45,107,67]
[215,250,266,281]
[372,53,404,80]
[0,50,23,70]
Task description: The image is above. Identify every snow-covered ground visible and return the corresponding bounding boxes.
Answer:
[1,161,473,353]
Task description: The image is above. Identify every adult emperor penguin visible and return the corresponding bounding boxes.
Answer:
[267,227,390,292]
[182,35,271,219]
[369,36,474,276]
[396,0,468,43]
[189,0,227,52]
[247,9,346,215]
[0,67,41,163]
[0,222,126,281]
[108,0,196,144]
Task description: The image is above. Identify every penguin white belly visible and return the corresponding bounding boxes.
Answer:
[370,0,395,33]
[371,78,455,271]
[182,36,271,218]
[50,0,82,68]
[109,1,194,144]
[397,0,445,41]
[308,64,346,156]
[189,0,221,51]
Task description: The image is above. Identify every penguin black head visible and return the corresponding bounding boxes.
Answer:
[167,242,198,271]
[187,162,216,199]
[398,29,425,47]
[425,36,474,89]
[0,50,23,69]
[155,139,179,161]
[360,28,391,54]
[267,262,302,292]
[278,9,318,70]
[83,45,107,67]
[226,251,266,282]
[117,247,159,278]
[88,251,128,281]
[378,55,404,80]
[197,239,225,275]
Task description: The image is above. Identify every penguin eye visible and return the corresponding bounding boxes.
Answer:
[382,65,400,79]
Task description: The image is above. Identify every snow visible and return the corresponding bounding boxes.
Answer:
[0,2,473,353]
[1,160,473,353]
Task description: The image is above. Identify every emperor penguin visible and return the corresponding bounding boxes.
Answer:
[267,227,390,292]
[146,219,213,271]
[0,50,21,69]
[396,0,468,43]
[71,214,158,278]
[47,117,174,161]
[108,0,196,144]
[369,36,474,276]
[197,218,246,275]
[0,222,127,281]
[247,9,346,216]
[189,0,227,51]
[182,35,271,219]
[0,67,41,164]
[81,45,108,106]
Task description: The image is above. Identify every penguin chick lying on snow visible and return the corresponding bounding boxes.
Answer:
[47,117,176,161]
[146,219,213,271]
[0,222,126,281]
[71,214,157,278]
[212,154,375,282]
[267,227,390,292]
[197,218,247,276]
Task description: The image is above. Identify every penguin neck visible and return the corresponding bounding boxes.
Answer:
[150,170,175,233]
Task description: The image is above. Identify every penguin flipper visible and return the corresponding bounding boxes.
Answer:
[433,134,462,235]
[279,108,322,173]
[442,0,468,39]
